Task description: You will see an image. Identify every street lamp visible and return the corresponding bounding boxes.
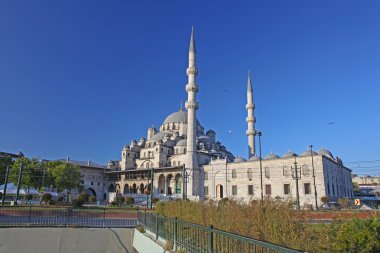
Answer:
[291,155,301,211]
[213,171,220,198]
[309,145,318,210]
[257,131,263,204]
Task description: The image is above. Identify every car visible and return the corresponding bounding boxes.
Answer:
[320,202,341,210]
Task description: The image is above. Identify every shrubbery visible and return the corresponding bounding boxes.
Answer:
[77,193,89,203]
[41,193,52,204]
[125,196,134,205]
[89,196,96,203]
[72,198,84,207]
[156,199,380,252]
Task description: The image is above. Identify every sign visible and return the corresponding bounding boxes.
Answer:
[354,199,361,206]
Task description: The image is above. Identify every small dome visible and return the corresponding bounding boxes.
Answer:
[283,150,297,158]
[300,149,318,157]
[176,139,187,146]
[123,145,130,150]
[140,137,146,141]
[198,135,212,142]
[265,153,280,160]
[249,156,261,161]
[234,156,247,163]
[318,148,334,159]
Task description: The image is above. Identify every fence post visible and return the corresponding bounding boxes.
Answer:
[173,217,177,251]
[155,213,158,240]
[28,206,32,227]
[209,225,214,253]
[103,209,106,228]
[144,210,147,226]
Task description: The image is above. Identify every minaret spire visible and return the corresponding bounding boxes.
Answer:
[246,70,256,158]
[185,27,200,196]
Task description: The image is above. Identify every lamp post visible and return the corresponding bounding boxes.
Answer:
[257,131,263,204]
[291,155,301,211]
[213,171,220,198]
[309,145,318,210]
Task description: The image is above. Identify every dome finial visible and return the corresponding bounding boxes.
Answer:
[179,100,183,112]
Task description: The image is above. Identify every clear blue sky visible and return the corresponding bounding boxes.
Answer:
[1,1,379,175]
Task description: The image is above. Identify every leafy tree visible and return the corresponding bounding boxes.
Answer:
[41,193,52,204]
[0,156,13,185]
[320,196,329,204]
[0,192,3,200]
[25,194,33,201]
[89,196,96,203]
[48,162,82,193]
[338,198,351,209]
[9,157,44,192]
[78,193,89,203]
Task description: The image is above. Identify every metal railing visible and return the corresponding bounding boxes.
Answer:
[137,211,303,253]
[0,206,137,228]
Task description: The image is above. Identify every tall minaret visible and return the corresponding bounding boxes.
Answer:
[185,27,200,195]
[246,71,256,158]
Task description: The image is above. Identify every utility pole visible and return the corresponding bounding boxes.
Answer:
[1,166,10,206]
[291,155,301,211]
[15,163,24,206]
[257,131,263,204]
[310,145,318,210]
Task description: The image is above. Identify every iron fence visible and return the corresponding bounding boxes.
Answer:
[0,206,137,228]
[137,210,303,253]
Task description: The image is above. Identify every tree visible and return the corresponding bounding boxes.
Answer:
[0,156,14,185]
[9,157,44,192]
[352,182,360,194]
[41,193,52,204]
[0,192,3,200]
[48,162,82,193]
[320,196,329,204]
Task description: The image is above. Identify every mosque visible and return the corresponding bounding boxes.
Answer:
[107,28,353,209]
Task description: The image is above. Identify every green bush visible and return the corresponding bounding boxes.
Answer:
[111,200,118,206]
[125,196,134,205]
[0,192,3,200]
[72,198,84,207]
[41,193,52,204]
[116,195,125,204]
[152,198,160,205]
[25,194,33,201]
[48,199,56,205]
[330,218,380,252]
[77,193,89,203]
[57,196,64,202]
[89,196,97,203]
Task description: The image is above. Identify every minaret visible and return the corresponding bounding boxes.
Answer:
[185,27,200,195]
[246,70,256,158]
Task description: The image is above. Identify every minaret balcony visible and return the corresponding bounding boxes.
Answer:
[185,100,199,110]
[246,129,256,136]
[246,104,255,110]
[246,116,256,123]
[186,83,199,93]
[186,67,198,76]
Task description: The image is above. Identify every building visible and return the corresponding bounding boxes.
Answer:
[107,28,353,208]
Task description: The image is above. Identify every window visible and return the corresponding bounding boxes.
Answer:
[204,172,208,180]
[247,168,253,180]
[264,167,270,178]
[184,148,186,153]
[284,184,290,195]
[302,165,310,176]
[98,182,100,186]
[232,169,237,179]
[232,185,237,195]
[91,182,93,185]
[248,185,254,195]
[204,186,209,196]
[304,183,311,194]
[265,184,271,195]
[283,166,290,177]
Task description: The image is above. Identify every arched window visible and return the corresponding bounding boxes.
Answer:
[264,167,270,178]
[184,148,187,153]
[146,163,149,169]
[204,172,208,180]
[175,149,178,154]
[302,165,310,176]
[247,168,253,180]
[232,169,237,179]
[283,166,290,177]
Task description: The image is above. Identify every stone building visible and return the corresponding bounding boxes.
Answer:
[107,28,353,208]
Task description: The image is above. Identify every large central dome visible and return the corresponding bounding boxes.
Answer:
[163,111,188,124]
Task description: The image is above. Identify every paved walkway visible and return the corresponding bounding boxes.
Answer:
[0,227,137,253]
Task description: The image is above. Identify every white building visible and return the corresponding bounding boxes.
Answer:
[108,28,353,208]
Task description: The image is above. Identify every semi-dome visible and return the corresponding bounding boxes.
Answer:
[176,139,187,146]
[150,131,172,141]
[234,156,247,163]
[265,153,280,160]
[318,148,334,159]
[249,155,261,161]
[300,149,318,157]
[283,150,297,158]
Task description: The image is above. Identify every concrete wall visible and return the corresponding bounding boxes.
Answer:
[0,228,136,253]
